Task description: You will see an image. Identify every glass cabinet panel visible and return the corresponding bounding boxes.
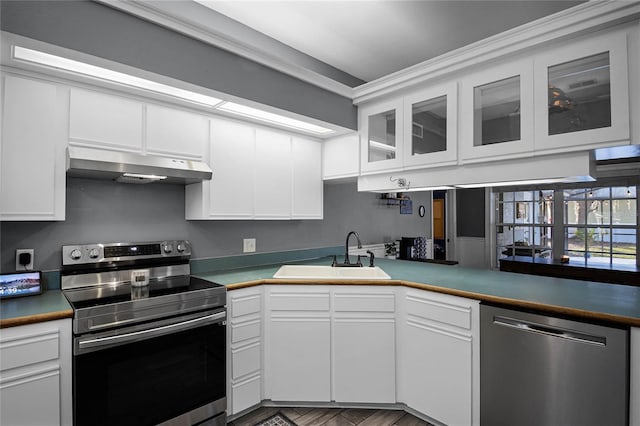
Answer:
[410,95,447,155]
[548,51,611,135]
[474,75,521,146]
[368,109,396,163]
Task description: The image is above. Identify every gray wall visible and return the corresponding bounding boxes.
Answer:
[0,0,357,130]
[0,179,431,272]
[456,188,486,238]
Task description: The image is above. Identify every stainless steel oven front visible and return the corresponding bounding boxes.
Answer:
[62,240,227,426]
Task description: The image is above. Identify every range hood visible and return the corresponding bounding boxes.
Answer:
[67,146,213,184]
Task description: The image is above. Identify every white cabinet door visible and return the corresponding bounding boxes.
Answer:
[69,88,143,152]
[322,133,359,180]
[269,318,331,401]
[254,129,292,219]
[1,75,65,221]
[332,289,396,403]
[533,30,629,153]
[266,288,331,402]
[399,289,479,426]
[360,97,404,174]
[209,117,255,219]
[292,136,323,219]
[0,319,72,426]
[459,59,534,163]
[333,319,395,403]
[402,82,458,169]
[146,104,208,159]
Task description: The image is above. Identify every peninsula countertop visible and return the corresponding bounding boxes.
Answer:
[195,257,640,327]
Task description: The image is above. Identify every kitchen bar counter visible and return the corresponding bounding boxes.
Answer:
[196,257,640,327]
[0,290,73,328]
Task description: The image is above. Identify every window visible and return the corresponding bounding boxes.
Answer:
[495,190,553,261]
[495,184,638,269]
[564,186,636,267]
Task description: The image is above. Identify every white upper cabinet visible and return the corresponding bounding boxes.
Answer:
[206,117,255,220]
[186,118,323,220]
[360,97,404,174]
[1,75,66,221]
[292,136,323,219]
[146,104,208,160]
[322,133,359,180]
[403,82,458,169]
[460,59,534,163]
[533,30,629,152]
[69,88,143,152]
[254,128,292,219]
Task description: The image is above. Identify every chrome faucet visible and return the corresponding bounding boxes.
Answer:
[344,231,362,265]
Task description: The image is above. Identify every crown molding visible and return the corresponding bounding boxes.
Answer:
[97,0,355,99]
[352,1,640,105]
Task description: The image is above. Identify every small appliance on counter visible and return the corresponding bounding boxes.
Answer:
[61,240,227,426]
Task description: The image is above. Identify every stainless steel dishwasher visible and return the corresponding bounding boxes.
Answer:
[481,304,628,426]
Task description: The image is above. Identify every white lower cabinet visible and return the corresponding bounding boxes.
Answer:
[265,287,331,402]
[228,287,263,416]
[398,288,480,426]
[229,284,479,424]
[333,289,396,403]
[0,319,72,426]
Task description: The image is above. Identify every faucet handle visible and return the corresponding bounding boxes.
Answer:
[331,255,338,267]
[366,250,375,267]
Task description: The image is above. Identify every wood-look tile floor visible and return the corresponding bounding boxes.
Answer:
[229,406,433,426]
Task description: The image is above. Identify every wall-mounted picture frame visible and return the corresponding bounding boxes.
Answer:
[400,199,413,214]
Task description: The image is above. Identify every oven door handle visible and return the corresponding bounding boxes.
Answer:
[77,311,226,351]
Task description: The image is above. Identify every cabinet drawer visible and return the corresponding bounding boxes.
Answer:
[232,343,261,380]
[0,331,59,371]
[231,320,261,344]
[334,292,395,313]
[270,292,330,311]
[232,375,261,415]
[406,293,472,331]
[231,294,261,318]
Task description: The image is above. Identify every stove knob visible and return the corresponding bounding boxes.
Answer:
[88,248,100,259]
[70,249,82,261]
[176,243,185,253]
[163,243,173,254]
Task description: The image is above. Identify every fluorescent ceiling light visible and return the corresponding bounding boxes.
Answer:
[122,173,167,180]
[12,46,224,107]
[455,177,593,188]
[217,102,334,135]
[369,140,396,152]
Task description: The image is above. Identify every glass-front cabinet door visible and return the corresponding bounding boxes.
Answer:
[402,82,457,169]
[360,98,403,173]
[533,31,629,151]
[460,60,534,162]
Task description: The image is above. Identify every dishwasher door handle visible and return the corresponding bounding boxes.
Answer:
[493,315,606,346]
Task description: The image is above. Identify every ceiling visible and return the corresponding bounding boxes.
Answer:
[193,0,585,84]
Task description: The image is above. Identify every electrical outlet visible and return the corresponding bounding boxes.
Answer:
[243,238,256,253]
[16,249,35,271]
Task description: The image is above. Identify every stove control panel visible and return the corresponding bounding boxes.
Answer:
[62,240,191,266]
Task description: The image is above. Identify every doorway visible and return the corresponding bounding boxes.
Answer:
[433,190,446,260]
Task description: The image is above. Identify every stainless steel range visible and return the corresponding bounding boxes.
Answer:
[61,240,227,426]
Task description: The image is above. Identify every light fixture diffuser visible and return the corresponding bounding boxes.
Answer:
[12,46,224,107]
[217,102,334,135]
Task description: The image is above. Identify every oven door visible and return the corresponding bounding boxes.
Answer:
[73,308,226,426]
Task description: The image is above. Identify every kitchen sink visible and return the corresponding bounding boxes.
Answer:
[273,264,391,280]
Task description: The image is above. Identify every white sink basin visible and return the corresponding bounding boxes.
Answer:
[273,264,391,280]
